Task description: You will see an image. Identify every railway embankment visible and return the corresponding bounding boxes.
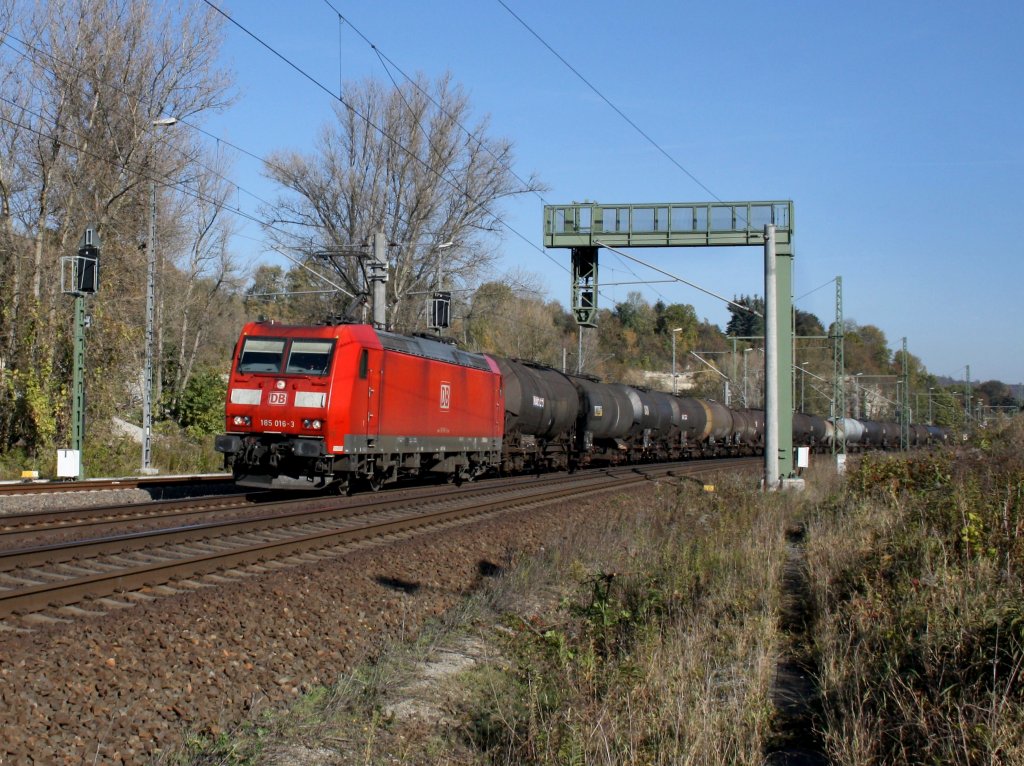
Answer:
[179,422,1023,765]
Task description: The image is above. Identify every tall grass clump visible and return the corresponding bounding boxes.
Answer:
[459,475,789,766]
[808,421,1024,764]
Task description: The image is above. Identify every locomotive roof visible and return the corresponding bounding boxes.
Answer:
[377,330,492,372]
[242,321,492,372]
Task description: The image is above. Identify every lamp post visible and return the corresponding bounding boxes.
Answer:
[743,347,752,407]
[800,360,807,412]
[928,387,934,424]
[142,116,178,474]
[671,327,683,394]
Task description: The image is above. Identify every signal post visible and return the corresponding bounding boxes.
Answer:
[544,200,796,486]
[61,227,100,479]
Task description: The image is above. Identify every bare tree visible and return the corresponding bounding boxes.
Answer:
[0,0,233,451]
[261,73,546,329]
[164,151,244,406]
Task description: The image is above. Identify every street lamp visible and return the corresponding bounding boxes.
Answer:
[742,347,753,407]
[671,327,683,394]
[142,116,178,474]
[800,360,808,412]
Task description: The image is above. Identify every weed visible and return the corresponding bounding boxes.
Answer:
[810,423,1024,764]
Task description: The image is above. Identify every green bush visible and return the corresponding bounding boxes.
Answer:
[174,369,228,438]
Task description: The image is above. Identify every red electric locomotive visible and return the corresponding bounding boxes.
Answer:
[214,321,504,490]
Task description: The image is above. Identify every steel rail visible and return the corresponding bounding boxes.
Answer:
[0,462,652,555]
[0,492,268,546]
[0,459,756,619]
[0,474,231,496]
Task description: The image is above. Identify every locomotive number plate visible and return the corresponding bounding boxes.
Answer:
[260,419,296,429]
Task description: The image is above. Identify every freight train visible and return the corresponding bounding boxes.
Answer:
[214,320,947,491]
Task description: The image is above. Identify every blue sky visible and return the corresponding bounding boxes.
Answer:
[204,0,1024,384]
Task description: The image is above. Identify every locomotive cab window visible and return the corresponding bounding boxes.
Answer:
[358,349,369,379]
[237,338,285,373]
[286,339,335,375]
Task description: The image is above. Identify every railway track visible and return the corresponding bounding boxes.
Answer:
[0,458,755,625]
[0,490,268,549]
[0,473,231,496]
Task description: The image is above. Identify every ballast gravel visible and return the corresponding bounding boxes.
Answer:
[0,488,653,765]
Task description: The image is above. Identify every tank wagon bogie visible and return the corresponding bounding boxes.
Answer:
[215,321,945,491]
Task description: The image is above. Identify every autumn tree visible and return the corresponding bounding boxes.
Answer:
[844,321,892,375]
[261,73,545,330]
[463,275,566,367]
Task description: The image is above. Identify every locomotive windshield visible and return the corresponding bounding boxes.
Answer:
[236,337,335,375]
[286,340,334,375]
[237,338,285,373]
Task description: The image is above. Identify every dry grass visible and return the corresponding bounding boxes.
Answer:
[807,420,1024,765]
[454,474,791,766]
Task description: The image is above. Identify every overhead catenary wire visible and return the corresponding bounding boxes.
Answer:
[0,104,312,249]
[495,0,725,205]
[201,0,570,278]
[795,276,838,304]
[0,33,306,208]
[3,24,493,269]
[324,0,548,207]
[328,8,660,305]
[1,9,552,298]
[595,241,761,317]
[324,0,656,301]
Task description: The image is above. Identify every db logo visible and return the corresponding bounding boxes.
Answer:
[439,382,451,411]
[268,392,288,406]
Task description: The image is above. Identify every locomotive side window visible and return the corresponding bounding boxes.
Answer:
[358,349,369,379]
[237,338,285,373]
[286,339,334,375]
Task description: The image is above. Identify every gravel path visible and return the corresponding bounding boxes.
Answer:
[0,487,645,765]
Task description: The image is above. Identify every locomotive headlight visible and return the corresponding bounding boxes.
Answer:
[302,419,323,430]
[233,415,252,426]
